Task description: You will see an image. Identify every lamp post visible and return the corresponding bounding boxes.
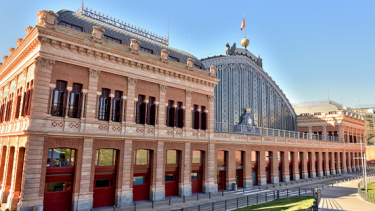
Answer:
[267,155,280,200]
[354,139,367,198]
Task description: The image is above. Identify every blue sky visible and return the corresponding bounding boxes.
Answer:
[1,0,374,108]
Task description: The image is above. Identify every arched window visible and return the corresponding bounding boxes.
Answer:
[51,80,67,116]
[47,148,75,168]
[95,149,117,166]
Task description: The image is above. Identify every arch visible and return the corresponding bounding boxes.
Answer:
[216,150,227,190]
[133,149,152,202]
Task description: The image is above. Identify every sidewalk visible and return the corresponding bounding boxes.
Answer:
[319,178,375,211]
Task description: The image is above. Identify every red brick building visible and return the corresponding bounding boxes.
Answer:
[0,8,364,211]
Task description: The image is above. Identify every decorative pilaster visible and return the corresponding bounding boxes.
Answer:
[85,69,100,123]
[180,143,191,196]
[301,151,308,179]
[282,152,290,182]
[118,140,132,206]
[203,143,217,193]
[151,141,165,201]
[157,85,167,131]
[271,151,278,184]
[207,95,215,137]
[108,94,114,122]
[80,91,87,119]
[322,126,327,141]
[125,78,137,134]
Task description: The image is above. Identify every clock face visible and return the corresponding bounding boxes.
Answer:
[247,117,252,125]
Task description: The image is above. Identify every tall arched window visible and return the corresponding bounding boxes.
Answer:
[51,80,67,117]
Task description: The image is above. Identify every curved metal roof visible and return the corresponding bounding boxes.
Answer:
[56,10,205,69]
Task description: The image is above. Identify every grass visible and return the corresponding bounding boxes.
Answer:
[236,196,315,211]
[362,181,375,194]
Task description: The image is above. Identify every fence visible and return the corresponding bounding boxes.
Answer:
[358,174,375,204]
[214,123,342,142]
[168,188,316,211]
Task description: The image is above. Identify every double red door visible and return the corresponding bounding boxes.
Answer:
[93,171,116,208]
[236,169,243,188]
[133,165,150,202]
[44,168,74,211]
[217,170,226,190]
[165,171,179,197]
[191,170,202,194]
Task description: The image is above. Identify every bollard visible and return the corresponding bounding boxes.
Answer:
[237,198,239,208]
[113,205,116,211]
[198,205,200,211]
[299,188,300,196]
[197,193,199,201]
[247,195,249,206]
[209,192,211,199]
[225,200,227,210]
[169,197,171,205]
[183,196,185,203]
[287,189,289,197]
[266,192,268,202]
[134,201,136,211]
[212,202,214,210]
[243,187,245,193]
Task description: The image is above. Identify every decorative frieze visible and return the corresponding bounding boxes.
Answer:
[159,84,167,92]
[92,26,105,44]
[88,69,101,79]
[36,10,59,30]
[36,57,55,70]
[127,77,137,86]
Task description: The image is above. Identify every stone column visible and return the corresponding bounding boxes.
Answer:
[65,87,72,118]
[80,91,87,119]
[204,143,217,193]
[118,140,132,206]
[301,151,308,179]
[226,151,236,190]
[317,151,324,177]
[330,152,335,175]
[336,152,341,174]
[258,150,267,185]
[345,152,350,173]
[0,141,13,203]
[310,151,316,178]
[150,141,164,201]
[180,143,191,196]
[322,126,327,141]
[184,91,192,138]
[207,95,215,137]
[324,152,330,176]
[282,151,290,182]
[243,150,253,187]
[7,143,24,211]
[86,69,100,122]
[308,126,313,140]
[73,138,94,211]
[16,136,45,211]
[271,151,278,184]
[338,125,344,143]
[156,85,167,136]
[0,142,7,187]
[29,57,55,118]
[125,78,136,131]
[108,94,114,122]
[346,129,350,143]
[292,151,299,181]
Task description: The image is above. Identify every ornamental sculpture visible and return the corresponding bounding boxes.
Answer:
[130,39,141,54]
[36,10,59,30]
[25,26,33,36]
[36,57,55,70]
[92,26,105,44]
[236,108,259,134]
[187,58,195,70]
[209,66,217,78]
[88,69,101,79]
[161,49,170,63]
[225,42,236,56]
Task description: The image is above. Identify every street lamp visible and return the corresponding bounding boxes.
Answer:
[267,155,281,200]
[354,139,367,198]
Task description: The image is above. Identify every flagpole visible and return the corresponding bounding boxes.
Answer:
[244,14,246,38]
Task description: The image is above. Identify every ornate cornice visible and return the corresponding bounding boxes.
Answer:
[36,26,218,86]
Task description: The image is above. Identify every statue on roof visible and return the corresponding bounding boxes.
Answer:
[236,108,259,134]
[225,42,236,56]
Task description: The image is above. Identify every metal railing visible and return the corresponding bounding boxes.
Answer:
[214,123,342,142]
[77,7,169,45]
[358,174,375,204]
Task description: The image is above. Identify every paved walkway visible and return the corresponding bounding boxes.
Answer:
[319,178,375,211]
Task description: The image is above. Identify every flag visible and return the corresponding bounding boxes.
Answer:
[241,15,245,30]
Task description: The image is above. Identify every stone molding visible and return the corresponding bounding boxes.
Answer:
[92,26,105,44]
[16,38,23,47]
[36,57,55,70]
[25,26,33,36]
[36,10,59,30]
[88,69,101,79]
[159,84,167,92]
[208,95,215,102]
[186,90,192,97]
[130,39,141,55]
[127,77,137,86]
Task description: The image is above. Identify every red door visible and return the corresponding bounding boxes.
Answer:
[133,173,150,201]
[236,169,243,188]
[278,162,283,182]
[165,172,179,197]
[315,161,318,177]
[323,160,326,176]
[217,170,226,190]
[252,162,258,186]
[44,180,73,211]
[307,161,311,178]
[191,171,202,194]
[93,173,115,208]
